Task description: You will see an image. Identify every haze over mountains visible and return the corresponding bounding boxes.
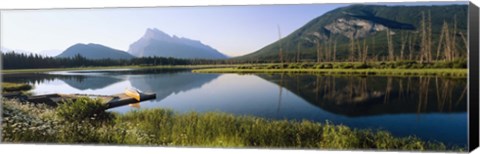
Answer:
[1,46,63,57]
[52,28,228,60]
[128,28,227,59]
[1,46,33,55]
[39,49,63,57]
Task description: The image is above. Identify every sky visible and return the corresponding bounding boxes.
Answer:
[0,1,467,57]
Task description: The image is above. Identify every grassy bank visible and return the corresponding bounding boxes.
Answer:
[2,83,33,92]
[1,64,236,74]
[193,61,468,77]
[1,98,462,151]
[193,68,467,77]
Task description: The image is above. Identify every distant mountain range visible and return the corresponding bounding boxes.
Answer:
[128,28,227,59]
[52,28,228,60]
[56,43,135,60]
[238,4,468,61]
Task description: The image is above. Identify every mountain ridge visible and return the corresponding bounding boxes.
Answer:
[128,28,228,59]
[56,43,135,60]
[237,4,468,61]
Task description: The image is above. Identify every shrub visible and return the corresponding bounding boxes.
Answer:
[288,63,300,69]
[339,63,354,69]
[323,63,333,69]
[266,64,280,69]
[354,63,369,69]
[433,62,452,68]
[56,97,113,122]
[2,83,32,92]
[452,58,467,68]
[314,64,325,69]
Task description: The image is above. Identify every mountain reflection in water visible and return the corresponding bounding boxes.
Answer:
[2,69,467,146]
[257,74,467,117]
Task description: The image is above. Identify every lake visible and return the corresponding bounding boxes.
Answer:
[2,68,467,147]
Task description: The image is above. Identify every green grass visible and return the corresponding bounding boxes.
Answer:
[1,98,463,151]
[1,64,237,74]
[193,68,467,77]
[192,61,468,77]
[2,82,33,92]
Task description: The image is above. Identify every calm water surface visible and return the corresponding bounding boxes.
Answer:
[3,68,467,147]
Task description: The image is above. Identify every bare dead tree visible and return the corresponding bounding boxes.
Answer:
[386,28,394,61]
[444,21,453,61]
[296,42,300,63]
[400,32,407,61]
[427,11,433,62]
[459,32,468,54]
[409,32,418,61]
[333,40,337,62]
[357,38,362,62]
[316,39,322,63]
[324,40,329,62]
[420,11,427,63]
[452,15,458,59]
[277,25,283,66]
[349,37,355,62]
[363,39,368,63]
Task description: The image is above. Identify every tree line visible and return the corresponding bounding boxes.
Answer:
[1,52,229,69]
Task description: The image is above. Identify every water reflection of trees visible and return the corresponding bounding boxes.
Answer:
[258,74,467,117]
[3,73,123,90]
[2,69,191,91]
[3,73,64,85]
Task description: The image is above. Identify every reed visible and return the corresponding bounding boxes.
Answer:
[193,68,467,77]
[1,98,463,151]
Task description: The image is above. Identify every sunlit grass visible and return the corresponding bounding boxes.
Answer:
[1,98,464,151]
[2,82,33,92]
[1,64,236,74]
[193,68,467,77]
[193,61,468,77]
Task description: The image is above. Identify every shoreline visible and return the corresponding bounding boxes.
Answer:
[192,68,468,77]
[2,65,468,77]
[1,65,234,74]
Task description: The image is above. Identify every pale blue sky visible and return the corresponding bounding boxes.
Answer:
[0,1,467,57]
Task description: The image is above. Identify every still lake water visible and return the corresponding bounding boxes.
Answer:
[3,68,467,146]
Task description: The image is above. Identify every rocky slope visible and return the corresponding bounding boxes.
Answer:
[128,28,227,59]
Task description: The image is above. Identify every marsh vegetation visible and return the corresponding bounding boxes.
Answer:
[1,98,463,151]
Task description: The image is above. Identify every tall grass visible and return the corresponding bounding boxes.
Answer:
[2,83,33,92]
[193,68,467,77]
[193,61,468,77]
[1,98,462,151]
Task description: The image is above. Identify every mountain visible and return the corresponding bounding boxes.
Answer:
[128,28,227,59]
[57,43,135,60]
[257,74,466,117]
[238,4,468,61]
